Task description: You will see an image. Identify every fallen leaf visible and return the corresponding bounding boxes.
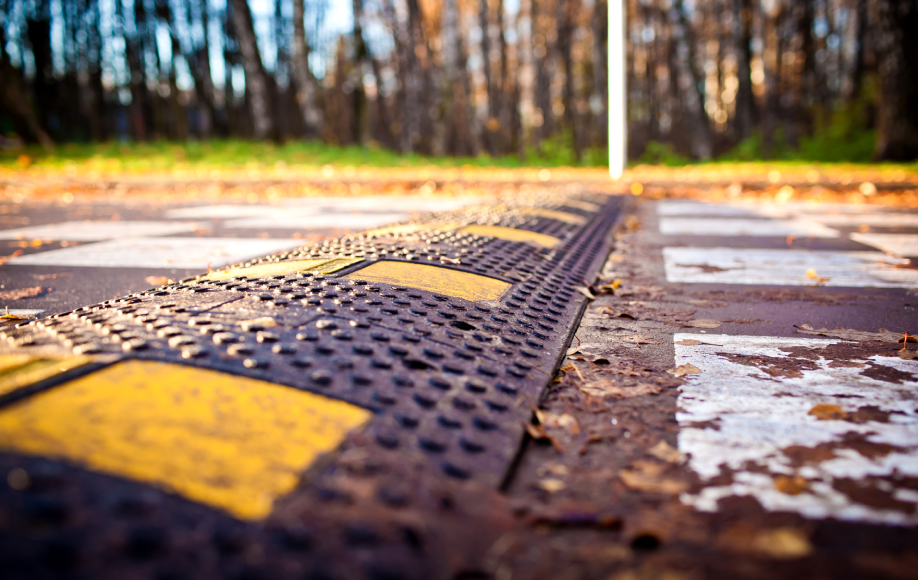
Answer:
[667,364,702,377]
[566,346,581,356]
[575,286,595,300]
[674,339,724,346]
[0,286,47,300]
[0,250,24,266]
[537,478,566,493]
[752,528,812,559]
[237,317,279,329]
[897,349,918,361]
[580,381,664,399]
[774,474,810,495]
[622,334,662,345]
[32,272,70,281]
[648,440,684,464]
[144,276,174,286]
[619,464,687,495]
[681,319,722,329]
[524,423,564,453]
[804,268,830,283]
[540,412,581,435]
[808,404,848,421]
[794,324,914,344]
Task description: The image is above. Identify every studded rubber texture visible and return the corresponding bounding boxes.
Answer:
[0,192,621,579]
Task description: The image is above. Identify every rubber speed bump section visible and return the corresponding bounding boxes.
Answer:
[0,354,92,397]
[206,257,363,280]
[344,260,512,302]
[457,224,560,248]
[0,359,371,520]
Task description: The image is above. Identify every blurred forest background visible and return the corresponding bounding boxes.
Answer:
[0,0,916,166]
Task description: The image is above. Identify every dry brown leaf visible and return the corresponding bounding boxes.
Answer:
[667,364,702,377]
[898,349,918,360]
[144,276,174,286]
[648,440,684,464]
[804,268,831,283]
[622,334,662,345]
[794,324,914,344]
[575,286,595,300]
[752,528,812,559]
[580,381,664,399]
[675,339,724,346]
[525,423,565,453]
[537,478,566,493]
[774,475,810,495]
[808,404,848,421]
[0,250,24,266]
[681,319,722,329]
[237,317,279,329]
[0,286,47,300]
[619,466,687,495]
[540,412,581,435]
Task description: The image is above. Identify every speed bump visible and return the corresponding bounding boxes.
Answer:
[0,193,622,578]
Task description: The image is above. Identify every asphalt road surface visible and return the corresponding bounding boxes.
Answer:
[1,188,916,579]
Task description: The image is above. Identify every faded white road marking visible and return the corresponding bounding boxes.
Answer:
[663,247,918,288]
[658,217,839,238]
[851,233,918,257]
[657,201,767,217]
[0,221,199,241]
[807,214,918,228]
[675,333,918,525]
[225,213,409,230]
[166,197,483,219]
[9,238,301,270]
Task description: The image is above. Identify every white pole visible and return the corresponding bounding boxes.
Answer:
[608,0,626,179]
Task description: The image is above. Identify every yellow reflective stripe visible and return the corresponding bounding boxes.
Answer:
[205,257,362,280]
[563,200,601,212]
[458,225,560,248]
[0,360,371,520]
[519,208,587,225]
[345,261,511,302]
[0,355,93,398]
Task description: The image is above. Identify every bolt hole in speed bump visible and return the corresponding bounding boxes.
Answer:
[0,193,622,578]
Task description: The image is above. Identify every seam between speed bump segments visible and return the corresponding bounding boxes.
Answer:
[0,358,371,520]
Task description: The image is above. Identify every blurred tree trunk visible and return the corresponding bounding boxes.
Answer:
[480,0,497,156]
[293,0,323,138]
[531,0,551,152]
[733,0,755,141]
[558,0,581,162]
[850,0,869,100]
[351,0,371,146]
[593,0,608,149]
[355,0,397,148]
[675,0,712,159]
[874,0,918,160]
[229,0,274,140]
[126,0,148,141]
[441,0,472,155]
[0,28,53,148]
